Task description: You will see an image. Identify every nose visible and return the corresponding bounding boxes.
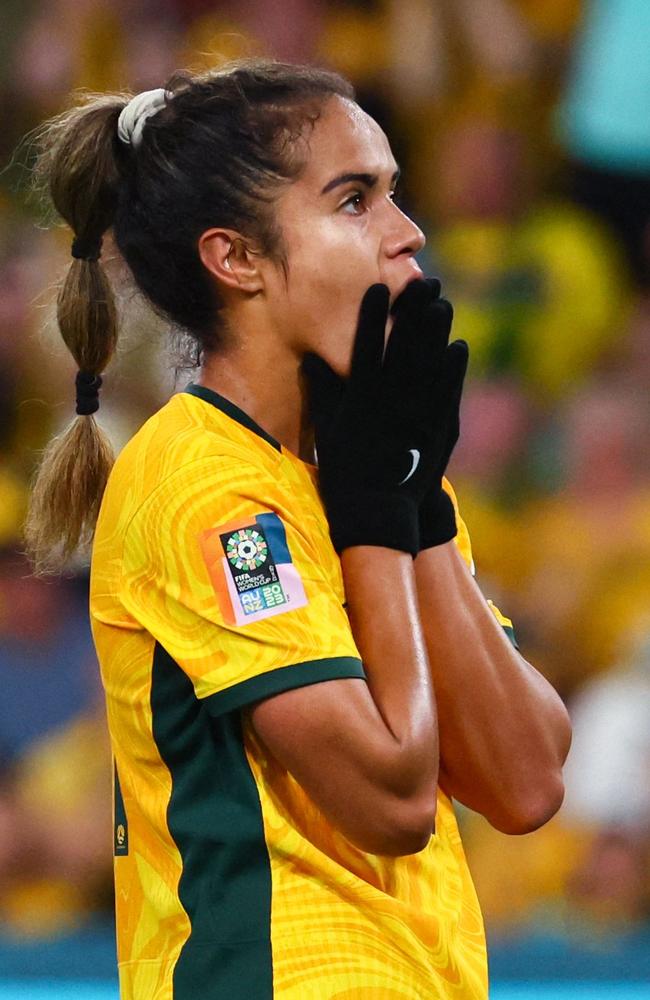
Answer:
[383,201,426,259]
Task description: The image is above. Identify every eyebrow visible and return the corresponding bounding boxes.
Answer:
[320,167,401,195]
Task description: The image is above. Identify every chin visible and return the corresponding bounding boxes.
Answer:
[332,355,352,379]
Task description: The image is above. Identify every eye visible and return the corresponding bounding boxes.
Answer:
[340,191,365,215]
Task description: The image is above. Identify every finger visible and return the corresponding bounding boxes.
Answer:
[406,298,454,397]
[384,295,453,401]
[427,297,454,354]
[437,340,469,463]
[441,340,469,407]
[386,290,452,369]
[383,280,433,379]
[349,283,390,392]
[425,276,442,301]
[389,276,432,316]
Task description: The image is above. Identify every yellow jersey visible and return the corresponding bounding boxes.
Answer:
[90,383,491,999]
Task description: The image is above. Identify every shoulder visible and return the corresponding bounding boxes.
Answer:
[114,391,280,490]
[121,446,328,591]
[99,391,284,534]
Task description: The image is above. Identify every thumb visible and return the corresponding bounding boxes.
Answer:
[302,353,346,430]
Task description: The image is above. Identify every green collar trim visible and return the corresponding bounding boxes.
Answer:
[184,382,281,452]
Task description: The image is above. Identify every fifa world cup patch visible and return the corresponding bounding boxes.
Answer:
[200,512,308,625]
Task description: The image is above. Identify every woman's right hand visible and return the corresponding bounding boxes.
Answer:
[254,281,456,856]
[303,279,468,555]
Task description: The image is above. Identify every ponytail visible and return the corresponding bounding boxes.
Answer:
[24,62,355,572]
[25,95,126,573]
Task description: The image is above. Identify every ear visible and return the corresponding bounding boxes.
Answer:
[198,229,264,293]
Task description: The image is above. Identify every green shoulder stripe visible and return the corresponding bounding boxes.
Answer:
[502,624,520,650]
[203,656,366,717]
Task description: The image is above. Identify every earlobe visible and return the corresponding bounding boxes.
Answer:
[198,228,263,292]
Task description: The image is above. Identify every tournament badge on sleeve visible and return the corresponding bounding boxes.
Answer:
[200,512,308,625]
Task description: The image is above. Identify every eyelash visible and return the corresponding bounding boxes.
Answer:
[341,191,365,214]
[340,187,401,214]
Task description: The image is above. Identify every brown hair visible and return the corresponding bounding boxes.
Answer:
[24,60,354,573]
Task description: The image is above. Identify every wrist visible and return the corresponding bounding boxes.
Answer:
[322,490,420,556]
[418,488,457,551]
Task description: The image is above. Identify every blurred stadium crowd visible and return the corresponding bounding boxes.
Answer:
[1,0,649,964]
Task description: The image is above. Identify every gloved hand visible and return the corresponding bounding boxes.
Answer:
[302,279,468,555]
[415,278,467,550]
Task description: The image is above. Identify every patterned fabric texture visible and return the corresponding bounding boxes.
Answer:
[90,386,489,999]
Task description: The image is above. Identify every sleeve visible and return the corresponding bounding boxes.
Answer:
[120,455,365,716]
[443,476,519,650]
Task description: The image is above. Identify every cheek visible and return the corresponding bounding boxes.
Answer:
[292,282,354,359]
[292,210,378,276]
[293,277,374,375]
[286,228,383,371]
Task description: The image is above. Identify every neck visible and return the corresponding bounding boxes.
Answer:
[198,326,314,461]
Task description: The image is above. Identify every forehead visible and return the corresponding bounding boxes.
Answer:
[299,97,397,187]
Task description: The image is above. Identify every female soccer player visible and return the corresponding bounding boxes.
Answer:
[26,61,571,999]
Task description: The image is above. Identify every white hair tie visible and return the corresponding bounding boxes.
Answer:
[117,88,170,150]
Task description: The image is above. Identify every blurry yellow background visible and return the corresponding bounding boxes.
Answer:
[1,0,649,984]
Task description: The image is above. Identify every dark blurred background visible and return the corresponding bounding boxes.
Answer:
[1,1,649,995]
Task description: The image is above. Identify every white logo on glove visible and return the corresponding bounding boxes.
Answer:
[399,449,421,485]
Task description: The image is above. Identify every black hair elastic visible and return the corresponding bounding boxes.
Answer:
[71,236,103,262]
[75,371,103,416]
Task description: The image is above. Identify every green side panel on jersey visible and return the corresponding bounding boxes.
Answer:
[150,642,274,999]
[114,761,129,856]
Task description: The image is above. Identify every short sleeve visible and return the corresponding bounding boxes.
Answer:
[120,455,364,716]
[486,600,519,650]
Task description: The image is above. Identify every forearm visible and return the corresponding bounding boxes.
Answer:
[249,546,440,857]
[342,546,439,800]
[414,541,571,833]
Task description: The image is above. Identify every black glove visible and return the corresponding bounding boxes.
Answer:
[414,278,467,550]
[303,280,468,555]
